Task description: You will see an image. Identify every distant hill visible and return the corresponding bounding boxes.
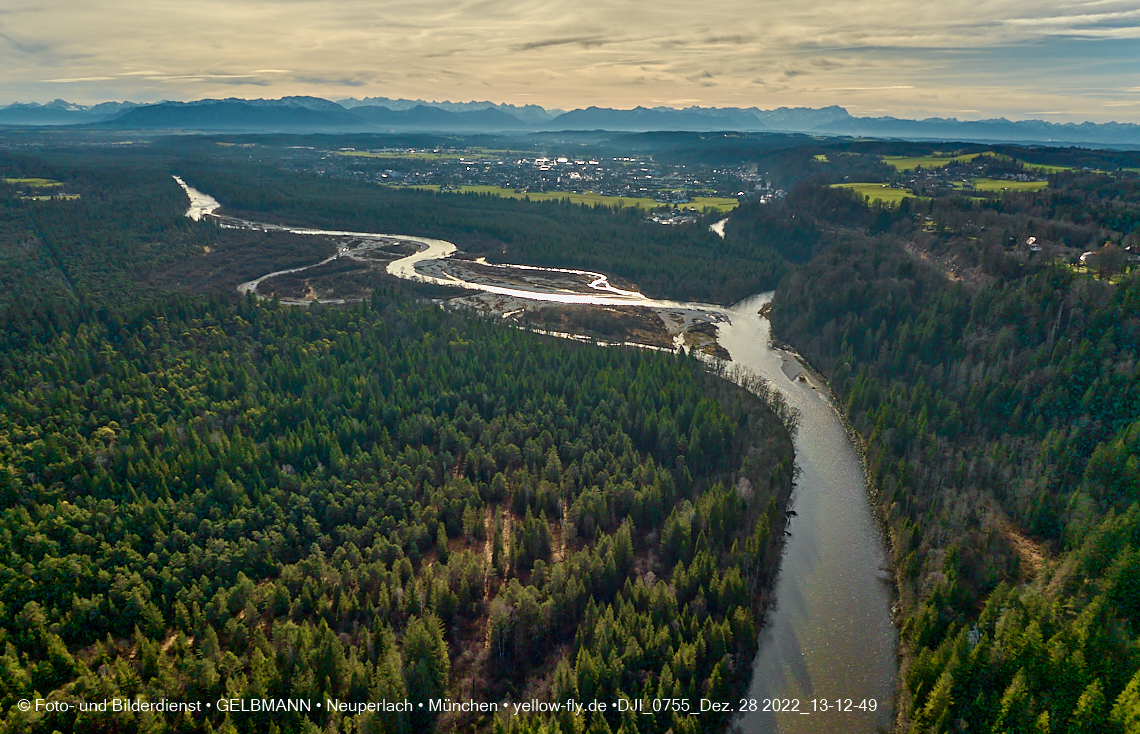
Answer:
[816,115,1140,146]
[3,95,1140,145]
[338,96,560,125]
[87,98,532,132]
[541,105,854,133]
[0,99,139,126]
[347,104,531,131]
[542,106,740,132]
[99,98,365,131]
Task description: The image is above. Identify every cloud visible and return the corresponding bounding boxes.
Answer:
[296,76,368,87]
[43,76,115,82]
[824,85,916,91]
[700,35,755,46]
[212,78,272,86]
[0,28,51,55]
[0,0,1137,122]
[145,74,263,81]
[512,36,610,52]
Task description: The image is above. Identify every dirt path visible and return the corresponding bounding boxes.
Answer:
[552,498,569,563]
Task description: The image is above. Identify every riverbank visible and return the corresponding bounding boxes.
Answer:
[177,179,899,734]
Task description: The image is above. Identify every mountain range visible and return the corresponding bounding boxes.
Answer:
[2,96,1139,146]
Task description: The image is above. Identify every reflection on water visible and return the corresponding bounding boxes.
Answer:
[174,176,219,220]
[178,181,897,732]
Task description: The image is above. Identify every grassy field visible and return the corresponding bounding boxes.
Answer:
[4,178,63,187]
[688,196,739,212]
[883,153,981,171]
[882,152,1015,172]
[397,184,738,211]
[883,153,1079,175]
[970,178,1049,192]
[1062,261,1135,284]
[833,183,919,205]
[1018,161,1073,174]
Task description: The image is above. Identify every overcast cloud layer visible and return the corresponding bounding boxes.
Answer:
[1,0,1138,122]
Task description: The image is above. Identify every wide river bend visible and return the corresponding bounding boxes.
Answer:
[177,178,897,732]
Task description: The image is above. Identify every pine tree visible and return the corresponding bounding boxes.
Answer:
[401,614,450,727]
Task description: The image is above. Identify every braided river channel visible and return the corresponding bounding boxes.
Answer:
[178,178,898,732]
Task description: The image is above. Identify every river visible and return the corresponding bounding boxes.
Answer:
[177,178,897,732]
[720,296,896,732]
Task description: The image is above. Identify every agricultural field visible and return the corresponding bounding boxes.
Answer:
[3,177,62,187]
[882,151,1009,171]
[1018,160,1073,173]
[832,182,918,205]
[400,184,738,211]
[689,195,740,211]
[970,178,1049,191]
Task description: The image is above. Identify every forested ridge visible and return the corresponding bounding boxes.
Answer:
[764,170,1140,731]
[0,143,796,734]
[0,151,206,340]
[0,150,337,345]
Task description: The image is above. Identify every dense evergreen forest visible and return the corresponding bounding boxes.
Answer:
[0,141,796,733]
[10,130,1140,733]
[0,149,338,345]
[765,169,1140,731]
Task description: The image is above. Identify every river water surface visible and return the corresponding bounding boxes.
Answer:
[720,296,896,733]
[178,179,897,732]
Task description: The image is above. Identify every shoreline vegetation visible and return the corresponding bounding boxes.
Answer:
[0,141,796,734]
[4,132,1140,733]
[763,164,1140,730]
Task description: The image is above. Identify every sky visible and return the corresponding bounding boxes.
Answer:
[1,0,1139,123]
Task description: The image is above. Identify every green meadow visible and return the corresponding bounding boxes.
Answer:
[4,178,63,187]
[882,152,1077,175]
[881,151,1021,172]
[833,182,919,205]
[970,178,1049,191]
[688,196,739,212]
[397,184,738,211]
[1018,161,1073,174]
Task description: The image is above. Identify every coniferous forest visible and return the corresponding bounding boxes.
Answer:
[5,131,1140,734]
[764,168,1140,731]
[0,141,795,734]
